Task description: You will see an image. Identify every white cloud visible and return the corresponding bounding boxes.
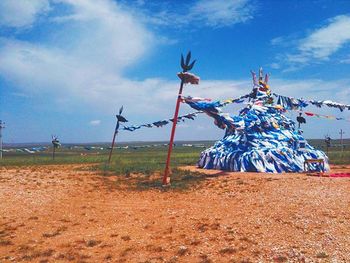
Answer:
[340,55,350,64]
[269,63,280,69]
[129,0,254,28]
[298,15,350,60]
[1,0,349,142]
[189,0,254,27]
[0,0,156,114]
[177,124,190,128]
[272,15,350,70]
[0,0,50,28]
[89,120,101,126]
[270,37,284,46]
[269,78,350,104]
[0,0,252,120]
[11,92,32,98]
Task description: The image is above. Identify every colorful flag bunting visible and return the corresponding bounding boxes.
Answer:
[121,111,203,132]
[273,93,350,111]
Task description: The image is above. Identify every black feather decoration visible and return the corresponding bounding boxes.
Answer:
[180,54,185,69]
[296,116,306,124]
[185,51,191,65]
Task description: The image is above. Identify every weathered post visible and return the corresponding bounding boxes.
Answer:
[108,106,128,164]
[51,136,61,160]
[0,120,5,160]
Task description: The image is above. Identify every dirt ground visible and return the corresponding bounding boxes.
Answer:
[0,164,349,262]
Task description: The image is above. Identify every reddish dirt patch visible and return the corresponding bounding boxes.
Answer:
[0,164,349,262]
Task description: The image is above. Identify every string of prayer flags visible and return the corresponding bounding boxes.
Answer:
[300,111,350,122]
[121,111,203,132]
[273,93,350,111]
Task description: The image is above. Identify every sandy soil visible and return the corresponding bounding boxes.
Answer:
[0,164,349,262]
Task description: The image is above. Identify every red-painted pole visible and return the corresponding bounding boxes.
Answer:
[162,81,184,185]
[162,51,197,186]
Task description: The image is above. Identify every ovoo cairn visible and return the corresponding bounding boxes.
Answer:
[193,69,330,173]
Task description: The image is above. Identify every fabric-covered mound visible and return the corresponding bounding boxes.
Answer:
[198,105,330,173]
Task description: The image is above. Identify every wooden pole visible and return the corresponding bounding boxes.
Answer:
[52,146,55,160]
[0,120,4,160]
[108,122,119,164]
[162,81,184,186]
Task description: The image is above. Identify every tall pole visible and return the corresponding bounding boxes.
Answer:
[108,124,118,164]
[162,81,184,185]
[162,51,197,186]
[0,120,5,160]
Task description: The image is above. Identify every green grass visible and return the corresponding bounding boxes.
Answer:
[327,151,350,165]
[0,146,210,190]
[0,153,106,166]
[1,144,349,171]
[99,147,210,190]
[1,144,349,190]
[0,146,202,168]
[103,147,201,175]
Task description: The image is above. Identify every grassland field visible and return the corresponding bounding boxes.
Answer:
[1,139,349,173]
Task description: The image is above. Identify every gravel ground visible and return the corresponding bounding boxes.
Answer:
[0,164,349,262]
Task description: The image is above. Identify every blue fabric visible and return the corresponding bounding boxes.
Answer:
[274,94,309,110]
[197,104,329,173]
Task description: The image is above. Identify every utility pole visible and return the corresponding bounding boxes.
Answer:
[340,129,345,153]
[0,120,5,160]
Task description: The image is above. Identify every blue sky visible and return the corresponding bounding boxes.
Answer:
[0,0,349,143]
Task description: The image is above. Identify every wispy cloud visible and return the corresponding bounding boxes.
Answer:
[189,0,254,27]
[0,0,156,114]
[11,92,32,98]
[89,120,101,126]
[127,0,255,28]
[0,0,50,28]
[269,78,350,104]
[340,55,350,64]
[297,15,350,60]
[0,0,256,120]
[272,15,350,70]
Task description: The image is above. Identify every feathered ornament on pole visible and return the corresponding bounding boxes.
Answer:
[108,106,128,164]
[51,135,61,160]
[324,135,331,154]
[162,51,200,186]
